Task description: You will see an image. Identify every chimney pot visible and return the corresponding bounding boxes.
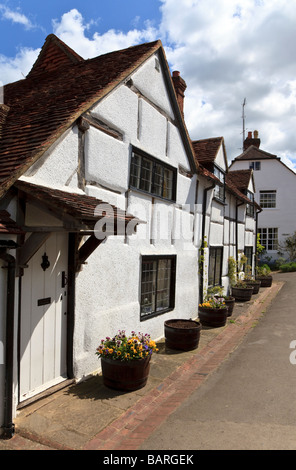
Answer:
[243,129,261,151]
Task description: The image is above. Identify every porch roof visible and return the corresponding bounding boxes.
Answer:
[0,210,24,234]
[15,180,144,235]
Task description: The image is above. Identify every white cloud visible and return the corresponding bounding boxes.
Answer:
[0,47,40,84]
[0,4,34,29]
[158,0,296,167]
[1,2,296,170]
[52,9,158,58]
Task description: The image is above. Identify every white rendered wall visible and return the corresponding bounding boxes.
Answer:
[23,127,80,189]
[72,56,199,379]
[230,158,296,259]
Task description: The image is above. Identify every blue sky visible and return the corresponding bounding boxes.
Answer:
[0,1,162,56]
[1,0,296,169]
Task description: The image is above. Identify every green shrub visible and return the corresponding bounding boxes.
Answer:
[280,262,296,272]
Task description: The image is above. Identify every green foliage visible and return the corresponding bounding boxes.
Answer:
[227,256,237,286]
[278,231,296,262]
[198,236,208,274]
[279,262,296,272]
[256,233,265,255]
[256,264,271,277]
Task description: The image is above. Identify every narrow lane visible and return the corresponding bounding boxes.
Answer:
[140,272,296,450]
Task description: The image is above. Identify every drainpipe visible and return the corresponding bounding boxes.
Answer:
[0,248,16,439]
[200,184,215,301]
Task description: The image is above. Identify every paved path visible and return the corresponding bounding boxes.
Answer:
[0,272,290,450]
[140,271,296,450]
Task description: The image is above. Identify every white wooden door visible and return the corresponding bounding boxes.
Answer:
[20,233,68,401]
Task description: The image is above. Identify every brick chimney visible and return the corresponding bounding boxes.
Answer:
[243,130,261,151]
[172,71,187,117]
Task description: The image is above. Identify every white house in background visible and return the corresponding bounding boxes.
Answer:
[191,137,258,299]
[230,130,296,262]
[0,35,199,436]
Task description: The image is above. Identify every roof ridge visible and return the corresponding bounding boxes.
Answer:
[235,144,277,160]
[27,34,84,78]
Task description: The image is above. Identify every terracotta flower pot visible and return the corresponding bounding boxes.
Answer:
[101,356,151,391]
[164,319,202,351]
[198,307,228,328]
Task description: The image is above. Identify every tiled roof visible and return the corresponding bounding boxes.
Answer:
[226,170,261,210]
[198,164,221,183]
[233,145,278,161]
[27,34,84,77]
[192,137,224,165]
[0,210,24,234]
[0,35,162,198]
[226,169,253,192]
[15,180,143,233]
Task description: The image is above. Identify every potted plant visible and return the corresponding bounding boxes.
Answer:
[96,330,158,391]
[198,297,228,328]
[243,264,261,294]
[256,264,273,287]
[164,318,202,351]
[231,280,253,301]
[208,285,235,317]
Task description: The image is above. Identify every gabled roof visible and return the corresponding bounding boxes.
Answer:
[226,169,261,209]
[192,135,259,207]
[226,169,254,193]
[27,34,84,78]
[192,136,226,166]
[1,35,196,199]
[232,145,278,162]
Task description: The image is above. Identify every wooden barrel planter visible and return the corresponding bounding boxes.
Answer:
[224,296,235,316]
[164,319,202,351]
[256,276,273,287]
[101,356,151,391]
[231,286,253,301]
[198,307,228,328]
[243,280,261,294]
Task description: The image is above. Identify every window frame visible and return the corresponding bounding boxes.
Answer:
[130,148,177,202]
[140,255,177,321]
[208,246,223,287]
[258,228,278,251]
[244,246,253,270]
[259,190,276,209]
[213,164,225,203]
[249,161,261,171]
[246,190,255,217]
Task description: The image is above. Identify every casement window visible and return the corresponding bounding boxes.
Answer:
[208,247,223,286]
[259,190,276,208]
[258,228,278,251]
[249,161,261,171]
[244,246,253,269]
[130,149,176,201]
[246,190,255,217]
[213,165,225,202]
[140,255,176,319]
